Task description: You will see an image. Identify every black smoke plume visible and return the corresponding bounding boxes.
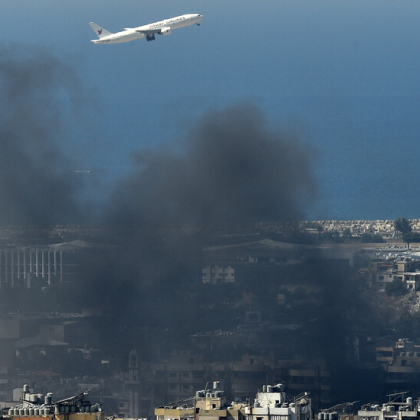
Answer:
[85,103,319,357]
[105,104,317,229]
[0,46,83,226]
[0,45,395,411]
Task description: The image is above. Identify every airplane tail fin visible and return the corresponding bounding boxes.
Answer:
[89,22,113,39]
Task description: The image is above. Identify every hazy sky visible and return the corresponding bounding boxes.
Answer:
[1,0,420,221]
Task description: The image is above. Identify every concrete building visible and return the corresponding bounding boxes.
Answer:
[202,266,235,284]
[2,385,104,420]
[376,339,420,390]
[357,392,418,420]
[0,247,64,288]
[155,383,312,420]
[137,349,330,418]
[369,257,420,291]
[251,384,312,420]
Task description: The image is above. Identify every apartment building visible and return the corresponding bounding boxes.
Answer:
[155,382,312,420]
[369,257,420,290]
[376,339,420,389]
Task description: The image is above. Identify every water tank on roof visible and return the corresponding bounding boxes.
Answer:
[263,385,267,392]
[23,384,29,393]
[407,397,413,405]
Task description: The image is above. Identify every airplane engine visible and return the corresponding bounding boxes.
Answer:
[160,27,172,36]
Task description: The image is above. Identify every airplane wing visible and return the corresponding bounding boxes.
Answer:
[136,27,170,35]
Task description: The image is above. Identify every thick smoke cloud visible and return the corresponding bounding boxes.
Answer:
[0,46,83,225]
[87,103,320,356]
[0,44,316,229]
[105,104,317,229]
[0,45,342,396]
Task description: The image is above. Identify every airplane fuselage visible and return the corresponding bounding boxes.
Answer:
[91,14,203,44]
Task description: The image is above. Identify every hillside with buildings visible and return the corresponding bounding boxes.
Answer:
[0,222,419,418]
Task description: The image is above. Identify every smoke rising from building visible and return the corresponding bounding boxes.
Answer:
[79,103,321,358]
[0,46,374,407]
[0,47,325,354]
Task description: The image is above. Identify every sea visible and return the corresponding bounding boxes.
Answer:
[70,94,420,223]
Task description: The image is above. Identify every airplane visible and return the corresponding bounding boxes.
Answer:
[89,13,203,44]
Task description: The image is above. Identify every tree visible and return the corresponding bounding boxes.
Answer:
[394,217,412,234]
[402,232,420,243]
[361,233,384,243]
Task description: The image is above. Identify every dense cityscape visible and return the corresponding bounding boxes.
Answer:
[2,3,420,420]
[0,220,419,419]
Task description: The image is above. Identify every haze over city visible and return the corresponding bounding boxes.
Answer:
[1,1,420,419]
